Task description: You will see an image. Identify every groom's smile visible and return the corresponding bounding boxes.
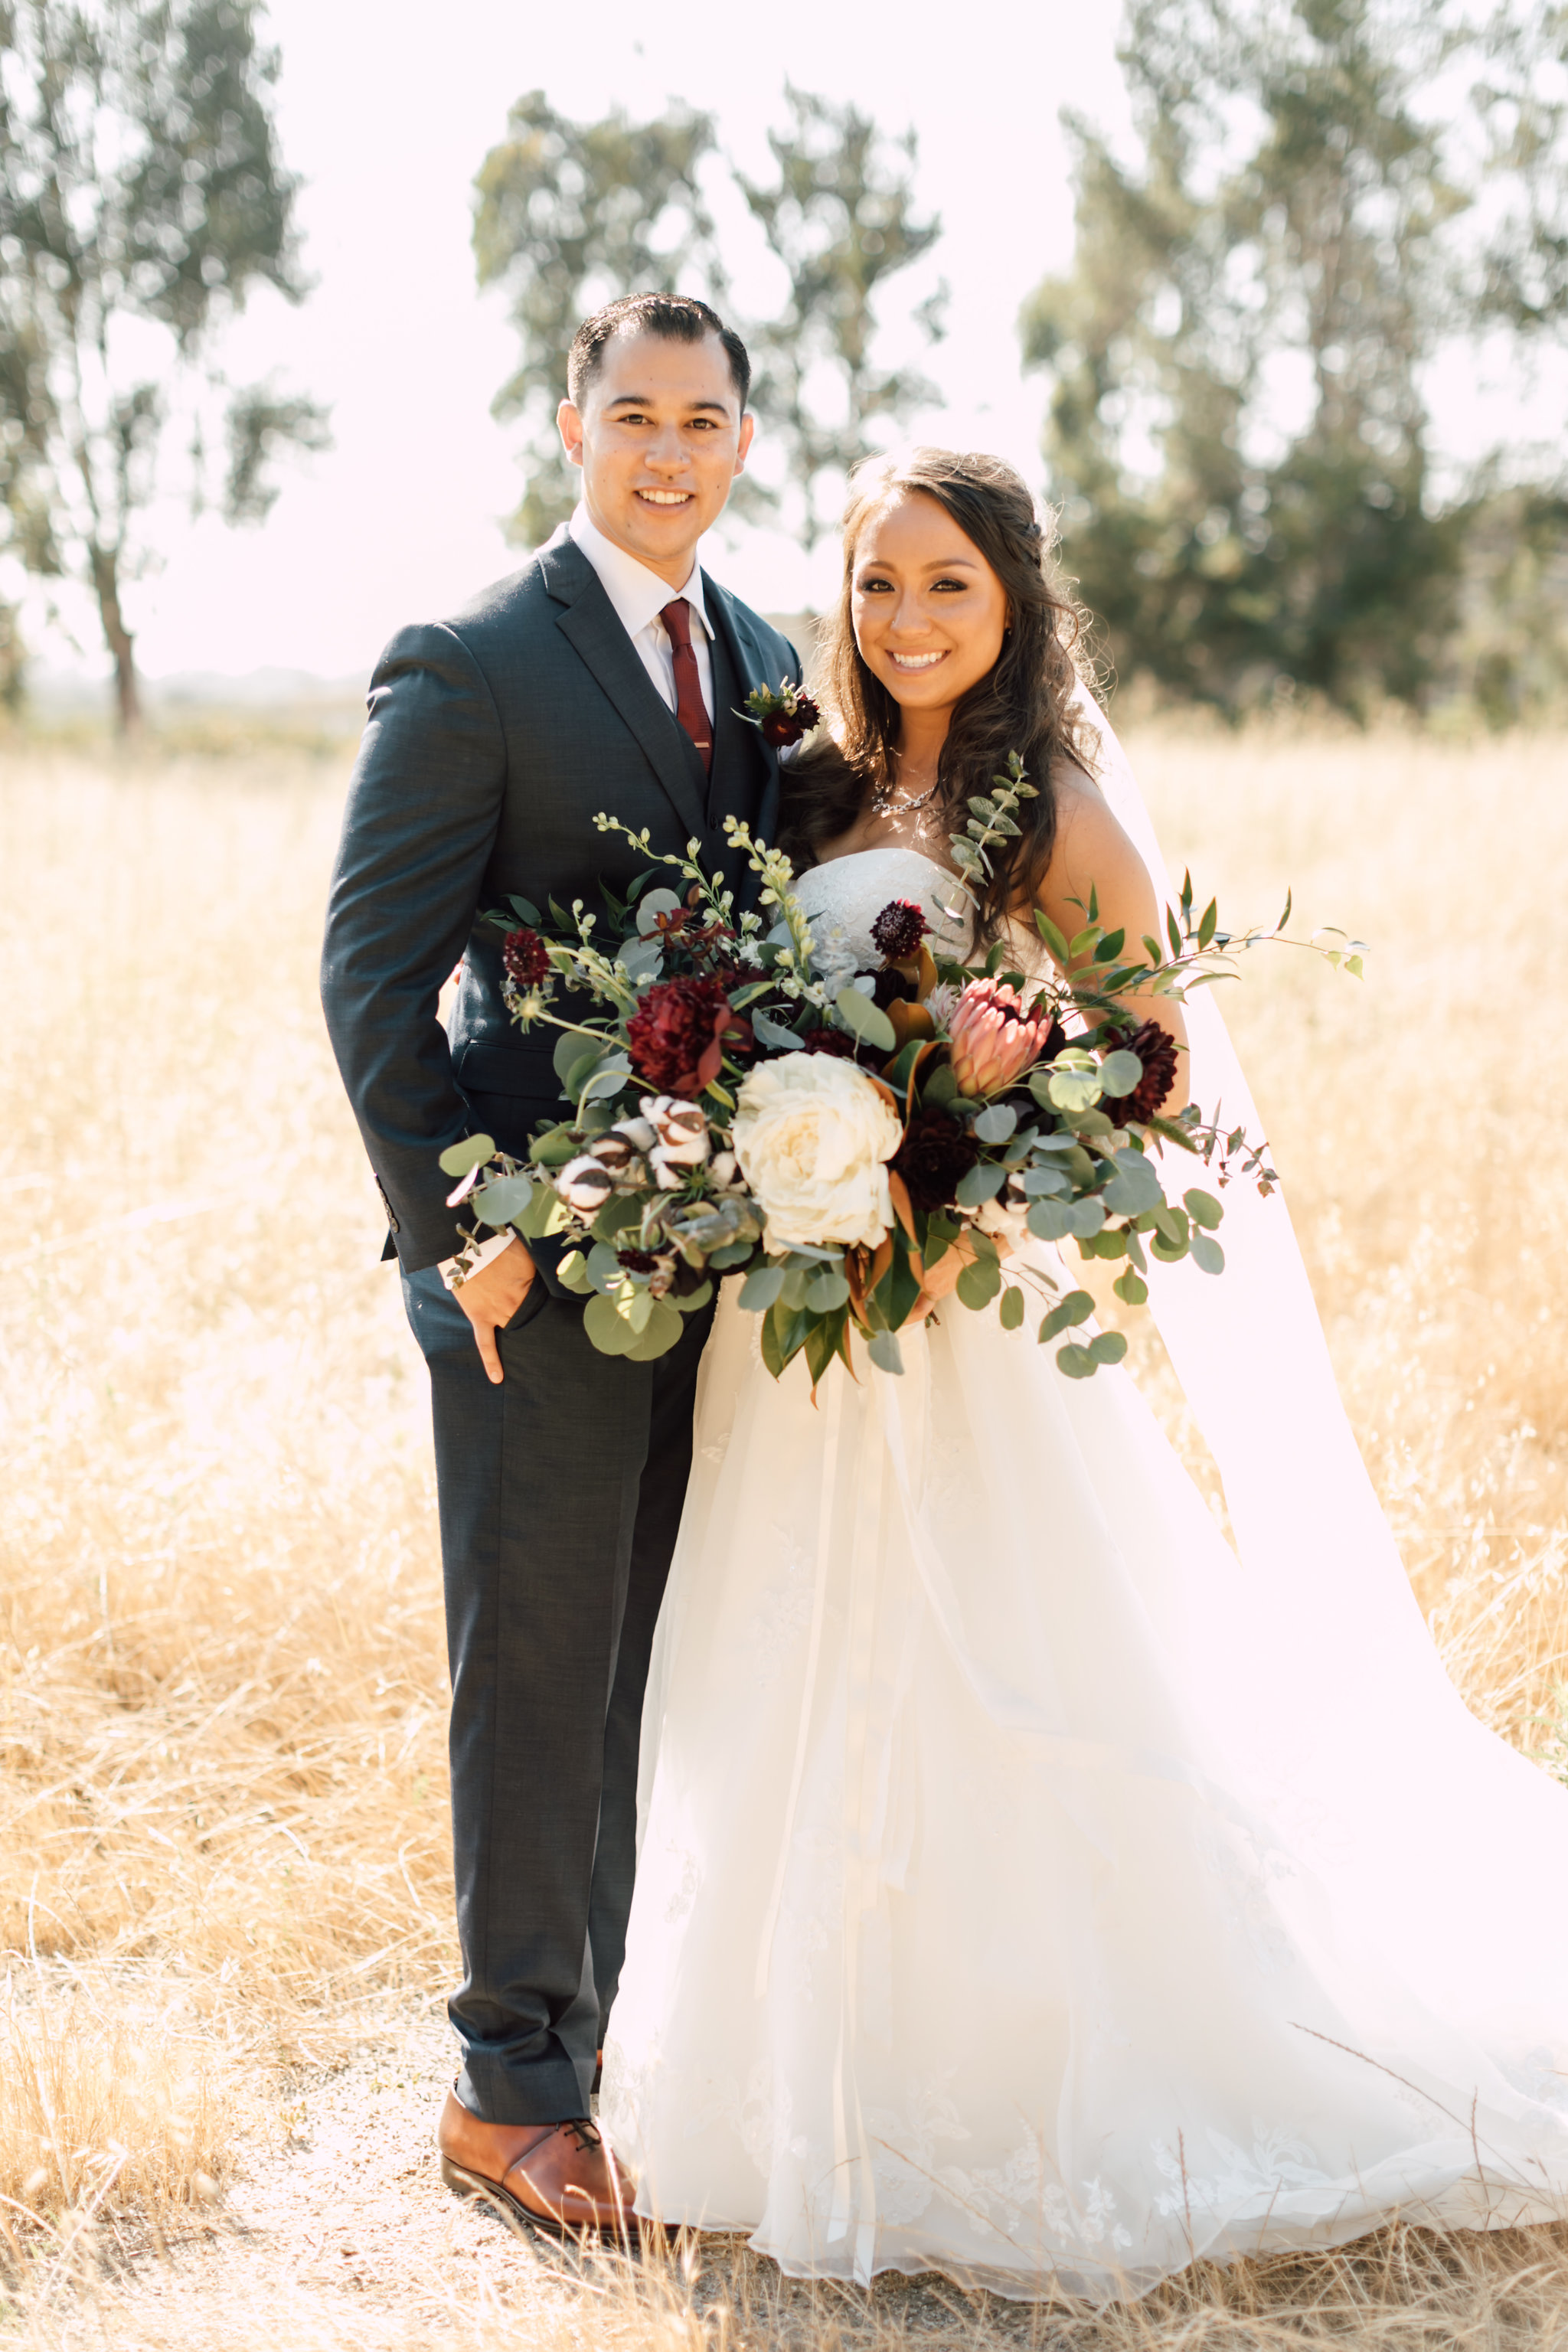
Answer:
[557,326,754,590]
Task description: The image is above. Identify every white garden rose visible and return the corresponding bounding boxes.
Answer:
[732,1054,903,1253]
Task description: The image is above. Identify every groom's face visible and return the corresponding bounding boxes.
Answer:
[557,330,753,586]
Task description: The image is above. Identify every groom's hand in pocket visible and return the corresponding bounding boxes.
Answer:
[453,1237,536,1383]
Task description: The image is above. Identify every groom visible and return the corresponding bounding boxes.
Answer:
[321,293,799,2233]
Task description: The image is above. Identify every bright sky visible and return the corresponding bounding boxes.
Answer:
[22,0,1558,696]
[26,0,1126,691]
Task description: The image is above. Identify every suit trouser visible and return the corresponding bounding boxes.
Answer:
[401,1265,713,2125]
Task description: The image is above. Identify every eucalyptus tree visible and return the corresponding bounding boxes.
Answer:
[0,0,327,727]
[1022,0,1568,718]
[473,92,723,547]
[737,86,946,549]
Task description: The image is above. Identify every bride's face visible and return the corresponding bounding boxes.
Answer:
[850,492,1010,721]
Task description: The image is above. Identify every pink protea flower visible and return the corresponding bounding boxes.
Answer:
[946,977,1057,1097]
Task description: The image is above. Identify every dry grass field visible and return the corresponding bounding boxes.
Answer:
[2,718,1567,2347]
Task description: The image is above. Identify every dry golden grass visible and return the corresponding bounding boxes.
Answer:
[1,720,1566,2344]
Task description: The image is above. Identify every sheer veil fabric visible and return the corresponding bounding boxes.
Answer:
[599,701,1568,2301]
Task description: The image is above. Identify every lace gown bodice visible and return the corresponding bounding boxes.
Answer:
[791,845,1054,985]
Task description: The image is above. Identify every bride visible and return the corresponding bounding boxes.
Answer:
[599,447,1568,2301]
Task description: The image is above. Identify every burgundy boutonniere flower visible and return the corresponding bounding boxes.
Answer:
[740,677,821,750]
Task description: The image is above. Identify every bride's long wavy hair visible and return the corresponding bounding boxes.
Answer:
[779,448,1099,940]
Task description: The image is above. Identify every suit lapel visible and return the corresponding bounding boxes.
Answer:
[540,531,708,843]
[704,574,783,844]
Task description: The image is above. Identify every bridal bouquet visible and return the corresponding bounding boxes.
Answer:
[437,760,1354,1381]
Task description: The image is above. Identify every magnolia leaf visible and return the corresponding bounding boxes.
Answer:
[1189,1232,1226,1276]
[999,1285,1025,1331]
[867,1328,904,1376]
[472,1175,536,1227]
[739,1264,786,1312]
[508,894,541,926]
[1038,1290,1093,1341]
[1097,1050,1143,1096]
[834,985,897,1052]
[1184,1188,1225,1230]
[972,1102,1018,1144]
[438,1134,495,1179]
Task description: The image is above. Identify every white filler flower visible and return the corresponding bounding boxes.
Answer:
[732,1055,903,1253]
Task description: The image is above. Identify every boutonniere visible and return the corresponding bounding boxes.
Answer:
[740,677,822,750]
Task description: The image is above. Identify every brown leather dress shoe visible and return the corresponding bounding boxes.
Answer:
[437,2087,632,2240]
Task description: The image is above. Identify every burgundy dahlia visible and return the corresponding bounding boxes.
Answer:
[890,1106,982,1216]
[627,975,741,1096]
[870,899,932,964]
[1101,1019,1181,1123]
[502,926,551,988]
[758,692,821,749]
[799,1025,858,1058]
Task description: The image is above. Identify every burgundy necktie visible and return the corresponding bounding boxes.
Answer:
[660,598,713,776]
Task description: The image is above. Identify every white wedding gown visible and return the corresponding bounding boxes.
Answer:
[601,843,1568,2301]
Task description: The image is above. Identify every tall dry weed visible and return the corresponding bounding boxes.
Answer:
[1,725,1566,2344]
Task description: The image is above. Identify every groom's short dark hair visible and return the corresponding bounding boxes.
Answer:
[567,293,751,413]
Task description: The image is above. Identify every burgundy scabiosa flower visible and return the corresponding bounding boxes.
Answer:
[890,1106,982,1215]
[502,926,551,987]
[870,899,931,964]
[1101,1019,1181,1123]
[627,975,744,1096]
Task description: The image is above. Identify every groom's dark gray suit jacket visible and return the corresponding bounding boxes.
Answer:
[320,522,799,2128]
[323,524,797,1277]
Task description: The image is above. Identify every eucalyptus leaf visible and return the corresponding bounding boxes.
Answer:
[1026,1197,1072,1241]
[438,1133,495,1179]
[739,1264,786,1312]
[707,1240,755,1269]
[635,887,684,937]
[1020,1164,1070,1197]
[472,1175,536,1227]
[834,985,897,1052]
[956,1256,1003,1310]
[674,1280,714,1315]
[1189,1232,1226,1276]
[867,1328,905,1376]
[955,1161,1007,1207]
[1097,1049,1144,1096]
[1038,1290,1093,1341]
[1056,1342,1097,1380]
[751,1007,804,1050]
[972,1103,1018,1145]
[553,1031,586,1086]
[583,1292,638,1356]
[585,1240,625,1295]
[624,1299,685,1360]
[923,1063,959,1108]
[1060,1197,1106,1237]
[1090,1331,1129,1366]
[805,1267,851,1312]
[557,1250,590,1294]
[1047,1067,1105,1115]
[1101,1151,1165,1219]
[508,894,541,926]
[999,1285,1025,1331]
[1184,1188,1225,1230]
[1112,1269,1148,1305]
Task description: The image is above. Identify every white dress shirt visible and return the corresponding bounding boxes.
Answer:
[568,501,714,727]
[440,505,716,1292]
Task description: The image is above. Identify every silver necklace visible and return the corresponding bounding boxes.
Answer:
[872,769,939,815]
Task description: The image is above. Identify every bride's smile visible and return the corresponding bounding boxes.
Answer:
[851,488,1011,724]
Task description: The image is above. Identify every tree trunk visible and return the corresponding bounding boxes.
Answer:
[90,545,142,733]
